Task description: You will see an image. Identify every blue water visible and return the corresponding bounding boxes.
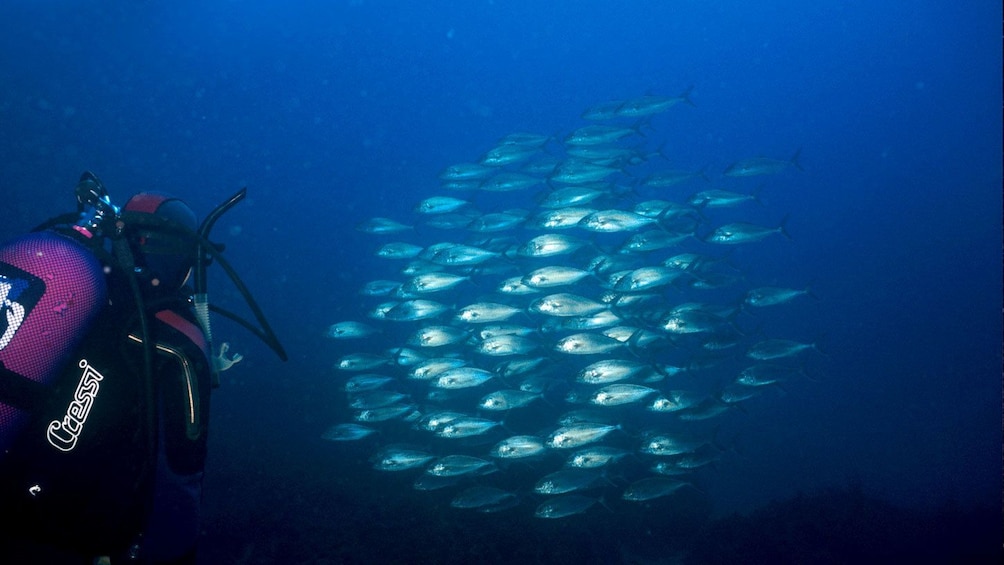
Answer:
[1,1,1000,562]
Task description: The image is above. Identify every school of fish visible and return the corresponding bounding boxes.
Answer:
[324,87,818,519]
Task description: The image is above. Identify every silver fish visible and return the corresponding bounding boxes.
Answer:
[724,148,803,177]
[401,272,470,295]
[425,455,497,477]
[439,162,494,181]
[516,234,588,258]
[554,332,624,355]
[534,495,599,519]
[360,280,402,296]
[475,335,538,357]
[479,389,541,411]
[479,172,542,192]
[375,242,425,259]
[530,293,608,317]
[522,266,593,289]
[615,87,694,117]
[577,359,651,385]
[538,186,607,209]
[529,207,598,229]
[349,391,410,410]
[622,477,692,501]
[744,285,814,307]
[451,486,519,512]
[408,325,469,348]
[566,446,629,469]
[356,217,413,234]
[433,367,495,389]
[480,143,542,166]
[746,339,819,360]
[564,124,639,146]
[408,358,467,380]
[383,299,451,321]
[336,353,390,372]
[415,196,472,214]
[344,374,395,393]
[590,384,659,406]
[324,321,380,339]
[354,404,417,423]
[689,189,760,209]
[371,447,434,471]
[456,302,523,323]
[579,209,656,233]
[321,423,376,442]
[436,417,501,438]
[534,469,603,495]
[546,422,620,449]
[491,435,547,459]
[550,160,620,184]
[705,219,791,244]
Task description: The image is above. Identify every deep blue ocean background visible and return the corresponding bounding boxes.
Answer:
[1,1,1000,563]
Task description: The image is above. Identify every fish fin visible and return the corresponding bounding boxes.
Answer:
[679,85,696,107]
[790,147,804,171]
[777,214,793,240]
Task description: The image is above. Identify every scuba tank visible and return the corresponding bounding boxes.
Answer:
[0,230,108,455]
[0,171,287,557]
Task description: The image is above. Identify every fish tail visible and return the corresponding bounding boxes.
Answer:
[679,84,696,107]
[790,147,804,171]
[777,214,793,240]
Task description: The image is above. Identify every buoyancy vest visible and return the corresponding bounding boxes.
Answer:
[0,229,212,558]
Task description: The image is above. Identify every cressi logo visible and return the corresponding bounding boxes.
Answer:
[47,358,105,452]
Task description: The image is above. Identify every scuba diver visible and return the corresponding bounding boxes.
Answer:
[0,172,286,563]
